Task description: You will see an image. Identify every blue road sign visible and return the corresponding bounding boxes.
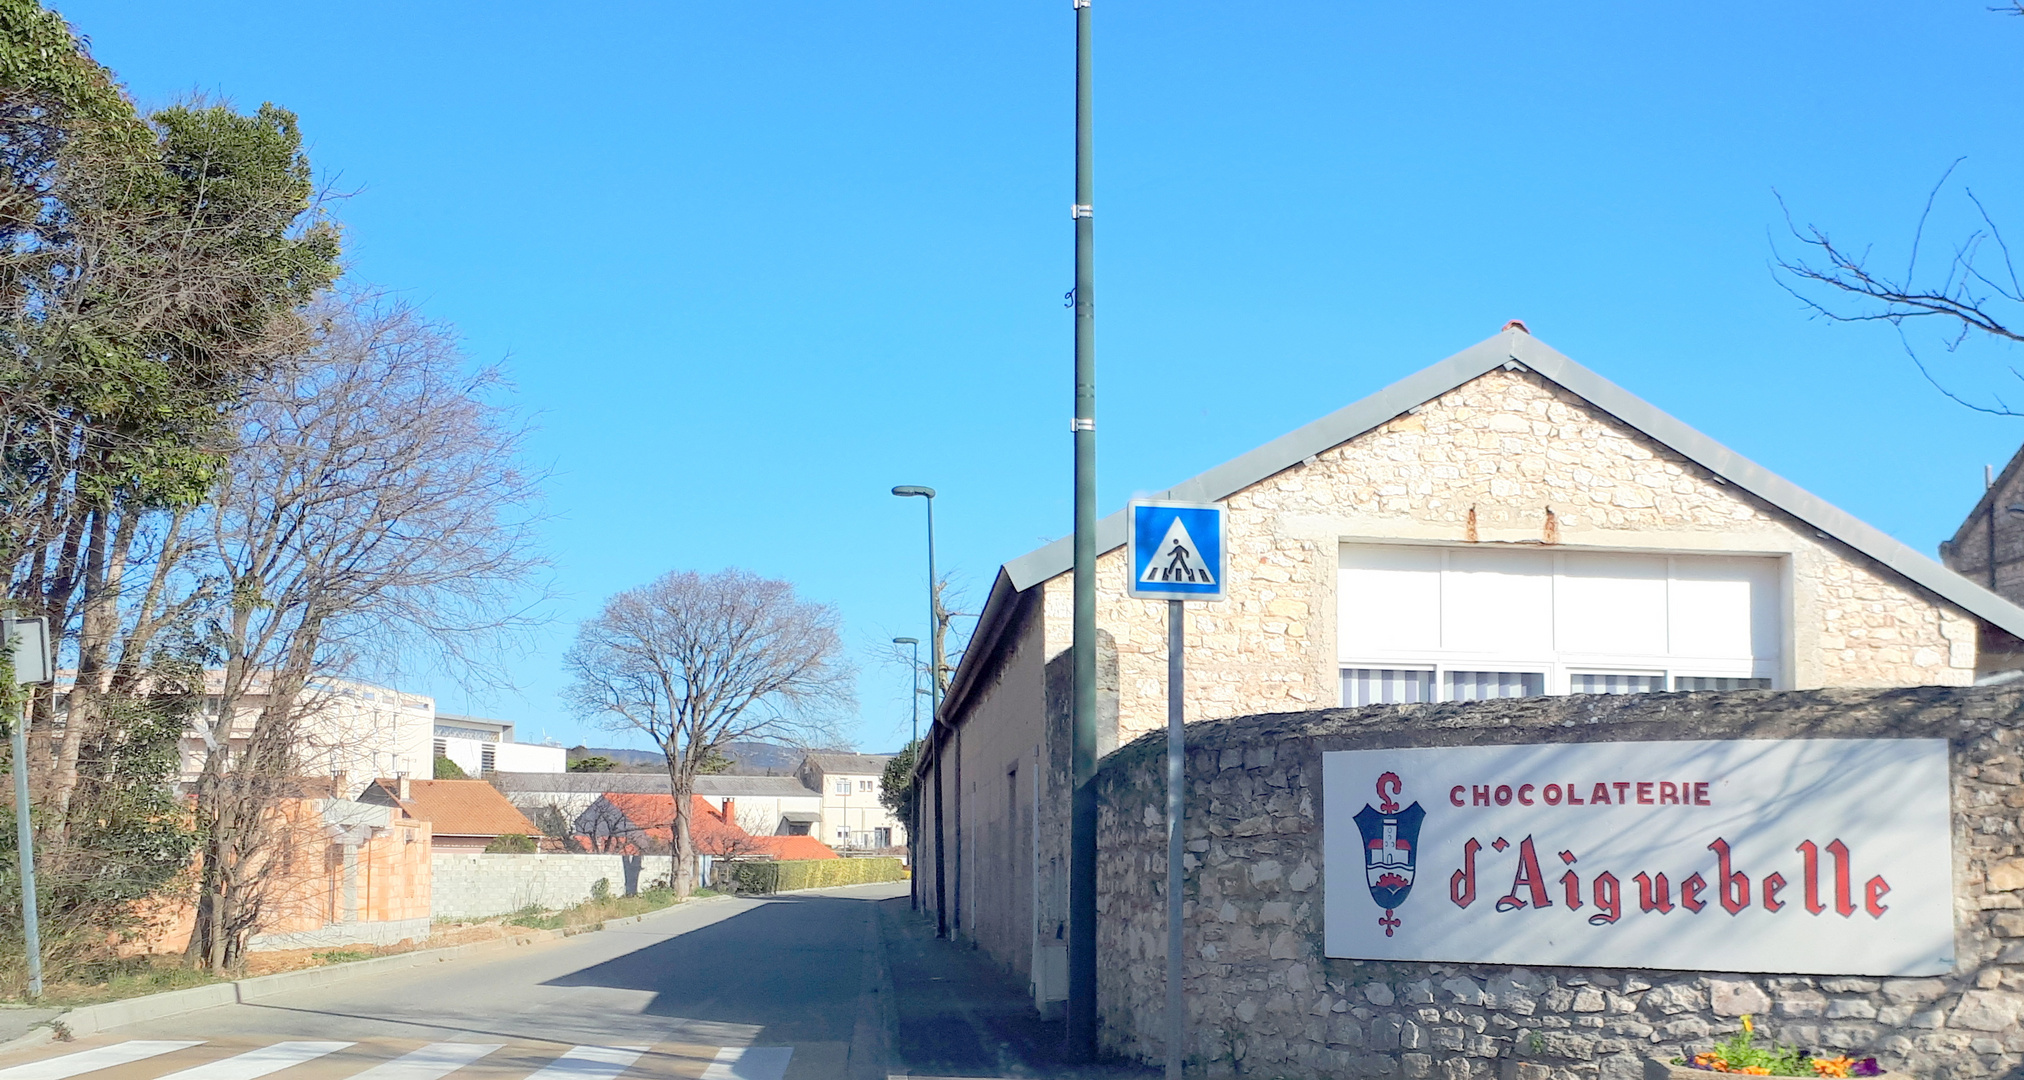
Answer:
[1127,501,1226,602]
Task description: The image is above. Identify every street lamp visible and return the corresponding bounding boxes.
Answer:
[892,484,947,935]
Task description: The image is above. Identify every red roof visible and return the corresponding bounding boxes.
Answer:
[584,792,837,859]
[364,779,536,839]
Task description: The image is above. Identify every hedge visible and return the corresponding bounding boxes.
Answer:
[726,857,907,894]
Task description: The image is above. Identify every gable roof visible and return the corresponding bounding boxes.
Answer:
[801,752,893,776]
[940,327,2024,728]
[695,775,822,798]
[363,779,536,839]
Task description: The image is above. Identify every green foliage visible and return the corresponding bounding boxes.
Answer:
[0,654,200,992]
[482,833,536,854]
[1678,1017,1813,1076]
[433,755,467,779]
[693,746,733,775]
[0,0,149,143]
[727,857,907,895]
[880,740,918,817]
[589,877,611,902]
[311,948,371,965]
[568,755,616,773]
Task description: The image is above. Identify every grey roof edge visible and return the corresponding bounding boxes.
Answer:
[928,568,1023,763]
[936,330,2024,742]
[1500,333,2024,637]
[1000,333,1520,593]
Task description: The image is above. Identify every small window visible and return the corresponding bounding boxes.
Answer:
[835,827,849,840]
[480,744,496,774]
[1673,676,1772,692]
[1445,671,1545,701]
[834,778,852,795]
[1341,668,1435,706]
[433,739,446,758]
[859,779,874,792]
[1570,673,1664,695]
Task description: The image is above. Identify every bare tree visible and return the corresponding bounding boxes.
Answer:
[1772,7,2024,414]
[183,291,544,969]
[564,569,853,897]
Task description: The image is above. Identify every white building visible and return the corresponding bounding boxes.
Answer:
[174,673,434,795]
[431,713,565,777]
[694,774,825,836]
[797,752,907,850]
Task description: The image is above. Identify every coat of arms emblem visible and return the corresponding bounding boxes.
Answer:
[1352,772,1424,937]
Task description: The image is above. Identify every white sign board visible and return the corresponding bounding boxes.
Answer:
[1323,739,1953,975]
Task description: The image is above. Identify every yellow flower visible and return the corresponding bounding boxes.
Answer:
[1742,1015,1754,1036]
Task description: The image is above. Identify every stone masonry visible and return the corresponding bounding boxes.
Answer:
[1094,685,2024,1079]
[1047,369,1978,762]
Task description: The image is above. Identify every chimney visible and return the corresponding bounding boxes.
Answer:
[396,771,411,801]
[722,797,735,823]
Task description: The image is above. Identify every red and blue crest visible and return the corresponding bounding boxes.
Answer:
[1353,772,1423,937]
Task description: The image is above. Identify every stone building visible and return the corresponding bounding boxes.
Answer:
[914,326,2024,1017]
[1939,446,2024,675]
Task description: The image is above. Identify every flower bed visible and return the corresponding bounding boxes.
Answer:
[1665,1017,1888,1079]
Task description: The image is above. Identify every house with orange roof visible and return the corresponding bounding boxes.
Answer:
[574,792,839,862]
[358,777,539,853]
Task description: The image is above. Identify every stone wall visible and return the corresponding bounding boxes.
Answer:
[1093,685,2024,1079]
[430,853,675,919]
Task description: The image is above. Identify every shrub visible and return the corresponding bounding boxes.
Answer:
[483,833,536,854]
[590,877,611,902]
[434,755,468,779]
[727,857,906,894]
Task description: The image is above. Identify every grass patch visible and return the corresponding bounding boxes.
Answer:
[21,957,223,1006]
[504,886,683,932]
[311,948,373,965]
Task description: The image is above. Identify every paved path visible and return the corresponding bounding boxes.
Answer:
[0,883,1155,1080]
[0,884,903,1080]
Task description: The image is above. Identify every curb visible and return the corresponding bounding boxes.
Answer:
[0,894,733,1053]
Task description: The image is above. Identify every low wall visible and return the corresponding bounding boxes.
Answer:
[249,916,433,951]
[1093,685,2024,1080]
[431,853,676,918]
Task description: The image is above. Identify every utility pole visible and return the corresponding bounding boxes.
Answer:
[4,616,50,999]
[894,636,921,911]
[1067,0,1100,1060]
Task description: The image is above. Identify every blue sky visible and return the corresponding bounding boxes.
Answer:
[57,1,2024,753]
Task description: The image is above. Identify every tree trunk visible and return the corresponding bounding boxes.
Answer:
[669,753,697,898]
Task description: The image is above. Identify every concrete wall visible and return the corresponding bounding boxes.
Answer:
[431,853,676,919]
[1092,685,2024,1080]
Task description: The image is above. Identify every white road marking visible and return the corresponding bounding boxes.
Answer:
[521,1044,649,1079]
[0,1041,202,1079]
[347,1043,504,1079]
[702,1046,794,1080]
[153,1041,353,1080]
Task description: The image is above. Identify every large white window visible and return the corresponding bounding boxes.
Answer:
[1338,545,1779,703]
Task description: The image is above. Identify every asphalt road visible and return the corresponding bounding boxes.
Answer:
[0,883,907,1080]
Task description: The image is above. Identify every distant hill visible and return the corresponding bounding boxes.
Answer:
[564,741,831,775]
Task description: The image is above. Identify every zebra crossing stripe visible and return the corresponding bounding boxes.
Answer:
[347,1043,503,1079]
[701,1046,794,1080]
[520,1044,649,1080]
[0,1041,203,1079]
[153,1041,353,1080]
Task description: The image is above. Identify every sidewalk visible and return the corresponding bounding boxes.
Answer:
[875,897,1155,1080]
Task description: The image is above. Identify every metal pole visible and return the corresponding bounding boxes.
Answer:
[927,495,941,716]
[1067,0,1100,1059]
[12,699,40,997]
[897,637,921,911]
[1166,599,1184,1079]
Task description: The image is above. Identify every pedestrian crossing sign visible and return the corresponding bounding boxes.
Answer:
[1126,500,1225,602]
